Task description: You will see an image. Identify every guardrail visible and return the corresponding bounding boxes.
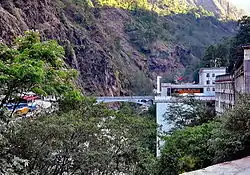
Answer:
[155,96,215,102]
[96,96,154,100]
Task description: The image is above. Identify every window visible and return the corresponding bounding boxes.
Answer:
[206,73,210,78]
[212,73,215,77]
[212,88,215,91]
[207,87,210,91]
[206,80,210,85]
[215,101,219,107]
[213,81,215,84]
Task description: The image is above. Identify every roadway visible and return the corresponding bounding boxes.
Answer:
[96,95,215,104]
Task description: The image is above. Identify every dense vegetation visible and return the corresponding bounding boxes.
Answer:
[1,26,250,174]
[157,15,250,174]
[0,100,157,174]
[1,2,250,174]
[67,0,236,86]
[0,32,157,174]
[165,99,215,133]
[158,95,250,174]
[0,0,238,96]
[94,0,214,17]
[201,16,250,70]
[0,31,79,108]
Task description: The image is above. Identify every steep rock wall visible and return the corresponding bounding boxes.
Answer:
[0,0,237,95]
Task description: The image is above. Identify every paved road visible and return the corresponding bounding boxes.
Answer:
[96,95,215,103]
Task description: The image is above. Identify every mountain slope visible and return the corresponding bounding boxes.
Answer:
[184,0,245,19]
[0,0,238,95]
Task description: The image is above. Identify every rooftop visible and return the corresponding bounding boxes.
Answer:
[161,83,204,88]
[181,156,250,175]
[199,67,226,73]
[242,45,250,49]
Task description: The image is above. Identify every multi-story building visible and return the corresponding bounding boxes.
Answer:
[199,68,226,95]
[234,59,244,101]
[215,45,250,114]
[215,74,234,114]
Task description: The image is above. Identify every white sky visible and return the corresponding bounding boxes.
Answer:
[229,0,250,13]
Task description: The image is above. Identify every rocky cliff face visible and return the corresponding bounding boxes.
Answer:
[185,0,245,19]
[0,0,238,95]
[0,0,124,96]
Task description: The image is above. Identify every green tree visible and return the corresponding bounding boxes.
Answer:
[202,16,250,70]
[0,31,78,109]
[201,45,216,67]
[0,31,80,174]
[130,72,153,95]
[228,16,250,70]
[0,110,30,175]
[158,122,216,175]
[158,95,250,174]
[165,99,215,133]
[209,95,250,164]
[4,99,157,174]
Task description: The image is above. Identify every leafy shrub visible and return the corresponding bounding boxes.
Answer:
[165,99,215,133]
[209,95,250,163]
[1,98,157,174]
[159,95,250,174]
[158,122,216,174]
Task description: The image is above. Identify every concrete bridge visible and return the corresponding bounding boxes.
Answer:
[96,95,215,106]
[96,96,154,106]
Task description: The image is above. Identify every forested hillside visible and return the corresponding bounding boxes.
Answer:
[184,0,245,19]
[0,0,238,95]
[202,16,250,71]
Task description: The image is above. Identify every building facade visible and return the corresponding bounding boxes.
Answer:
[234,62,244,101]
[199,68,226,95]
[215,74,234,114]
[160,83,205,96]
[215,46,250,114]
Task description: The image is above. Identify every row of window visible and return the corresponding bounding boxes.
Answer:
[206,87,215,91]
[206,80,215,85]
[215,83,233,90]
[206,73,215,78]
[215,92,234,101]
[215,101,233,111]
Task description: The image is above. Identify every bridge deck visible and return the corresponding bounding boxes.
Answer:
[96,95,215,104]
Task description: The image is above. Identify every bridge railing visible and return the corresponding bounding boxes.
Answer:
[96,96,154,100]
[155,96,215,102]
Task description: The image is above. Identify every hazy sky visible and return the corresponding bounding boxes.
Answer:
[230,0,250,13]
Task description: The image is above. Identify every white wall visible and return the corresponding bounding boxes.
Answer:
[156,102,172,157]
[199,68,226,94]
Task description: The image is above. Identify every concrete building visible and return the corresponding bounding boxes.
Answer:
[215,46,250,114]
[244,45,250,94]
[215,74,234,114]
[234,60,244,101]
[199,67,226,95]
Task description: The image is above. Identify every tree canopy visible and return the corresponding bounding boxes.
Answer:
[2,99,156,174]
[158,95,250,174]
[0,32,157,174]
[201,16,250,70]
[0,31,79,108]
